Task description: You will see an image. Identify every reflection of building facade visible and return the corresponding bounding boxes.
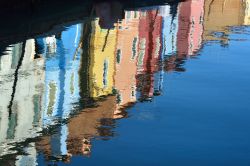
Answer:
[203,0,245,41]
[37,22,117,161]
[15,143,38,166]
[159,5,178,57]
[0,40,44,155]
[43,25,81,126]
[137,8,163,100]
[114,10,140,115]
[177,0,204,56]
[158,5,179,88]
[38,25,81,161]
[67,96,116,156]
[244,0,250,25]
[88,20,117,98]
[37,96,116,160]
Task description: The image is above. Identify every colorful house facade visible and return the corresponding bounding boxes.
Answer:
[203,0,245,41]
[0,39,44,156]
[43,24,81,126]
[88,20,117,98]
[177,0,204,56]
[114,10,140,115]
[137,8,163,100]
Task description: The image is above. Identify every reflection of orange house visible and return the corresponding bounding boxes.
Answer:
[36,96,116,160]
[114,10,140,114]
[67,96,116,155]
[137,9,162,101]
[203,0,245,41]
[177,0,204,56]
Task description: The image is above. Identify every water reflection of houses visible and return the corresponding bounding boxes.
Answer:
[163,0,204,72]
[36,20,118,160]
[36,96,116,161]
[177,0,204,57]
[137,8,163,101]
[67,96,116,156]
[87,20,117,98]
[156,5,178,93]
[0,2,217,162]
[203,0,246,43]
[43,25,81,126]
[160,5,178,57]
[66,19,118,157]
[0,24,82,160]
[36,25,82,161]
[114,10,140,117]
[0,39,44,157]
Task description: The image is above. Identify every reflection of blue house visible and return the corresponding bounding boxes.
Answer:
[159,5,178,57]
[153,6,178,95]
[41,24,82,157]
[43,24,81,125]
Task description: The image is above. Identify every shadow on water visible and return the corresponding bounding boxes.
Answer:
[0,0,250,165]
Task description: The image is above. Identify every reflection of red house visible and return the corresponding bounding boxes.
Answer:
[137,8,163,101]
[177,0,204,57]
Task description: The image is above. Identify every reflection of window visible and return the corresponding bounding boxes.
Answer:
[134,12,138,18]
[141,11,146,17]
[131,90,135,97]
[139,38,146,50]
[199,15,203,24]
[70,73,75,95]
[138,50,145,66]
[103,59,109,87]
[138,38,146,66]
[116,93,122,104]
[155,37,161,57]
[33,95,41,124]
[131,37,138,59]
[131,86,136,98]
[47,82,57,116]
[126,11,131,19]
[116,49,122,64]
[46,36,57,55]
[11,43,23,69]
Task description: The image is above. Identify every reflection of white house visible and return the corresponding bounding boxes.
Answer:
[0,39,45,156]
[159,5,178,56]
[15,143,38,166]
[46,36,57,54]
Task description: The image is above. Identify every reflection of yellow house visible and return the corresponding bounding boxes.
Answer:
[203,0,245,41]
[244,0,250,25]
[89,20,117,98]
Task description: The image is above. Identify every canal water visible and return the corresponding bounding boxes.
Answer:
[0,0,250,165]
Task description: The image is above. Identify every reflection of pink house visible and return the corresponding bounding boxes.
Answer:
[177,0,204,57]
[114,10,140,115]
[137,8,162,100]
